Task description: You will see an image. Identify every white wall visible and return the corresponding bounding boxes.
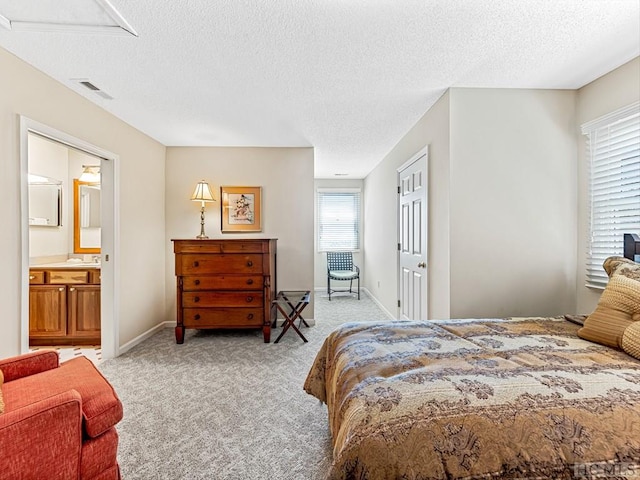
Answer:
[364,90,451,319]
[576,56,640,314]
[28,137,101,261]
[313,178,364,292]
[449,88,577,318]
[0,46,166,358]
[28,134,69,258]
[364,87,579,320]
[164,147,315,322]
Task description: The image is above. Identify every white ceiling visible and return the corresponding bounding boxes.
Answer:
[1,1,639,178]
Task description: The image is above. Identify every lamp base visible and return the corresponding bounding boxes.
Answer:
[196,204,209,239]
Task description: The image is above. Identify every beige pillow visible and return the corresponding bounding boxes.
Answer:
[622,322,640,360]
[0,369,4,414]
[577,274,640,348]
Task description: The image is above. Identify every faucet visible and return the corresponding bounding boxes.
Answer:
[92,255,100,264]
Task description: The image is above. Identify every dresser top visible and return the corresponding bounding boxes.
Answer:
[171,238,277,241]
[172,238,277,254]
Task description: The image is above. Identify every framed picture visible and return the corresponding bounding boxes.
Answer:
[220,186,262,233]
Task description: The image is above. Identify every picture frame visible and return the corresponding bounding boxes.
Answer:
[220,186,262,233]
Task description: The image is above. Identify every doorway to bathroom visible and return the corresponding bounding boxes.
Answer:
[20,117,119,361]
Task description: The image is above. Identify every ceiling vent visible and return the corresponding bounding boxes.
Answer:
[73,78,113,100]
[80,81,99,91]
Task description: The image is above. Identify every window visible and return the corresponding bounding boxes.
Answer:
[317,188,361,251]
[582,102,640,288]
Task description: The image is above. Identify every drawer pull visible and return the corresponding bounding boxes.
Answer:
[194,279,201,285]
[246,296,254,303]
[247,314,254,320]
[246,260,253,267]
[246,279,254,285]
[194,296,200,303]
[193,261,199,267]
[194,314,201,320]
[29,275,35,280]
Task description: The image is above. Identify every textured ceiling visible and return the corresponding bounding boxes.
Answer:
[1,1,639,178]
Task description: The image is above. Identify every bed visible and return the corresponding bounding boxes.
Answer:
[304,234,640,480]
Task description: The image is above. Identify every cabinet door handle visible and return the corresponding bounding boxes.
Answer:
[194,279,201,285]
[246,279,254,285]
[247,314,254,320]
[246,296,254,303]
[69,287,75,291]
[194,314,201,320]
[59,287,65,292]
[246,260,253,267]
[194,296,200,303]
[193,261,199,267]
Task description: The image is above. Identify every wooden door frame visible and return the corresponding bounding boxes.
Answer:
[396,146,428,319]
[19,116,120,360]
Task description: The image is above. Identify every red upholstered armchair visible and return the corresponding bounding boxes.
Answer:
[0,351,123,480]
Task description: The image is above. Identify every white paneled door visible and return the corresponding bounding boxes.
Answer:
[397,148,428,320]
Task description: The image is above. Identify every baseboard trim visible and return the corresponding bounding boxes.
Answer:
[273,318,316,327]
[119,289,396,355]
[118,321,173,355]
[313,287,396,320]
[361,288,396,320]
[118,318,320,354]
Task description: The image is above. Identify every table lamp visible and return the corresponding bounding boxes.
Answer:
[191,180,216,239]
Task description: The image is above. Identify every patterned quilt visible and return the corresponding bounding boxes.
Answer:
[304,317,640,479]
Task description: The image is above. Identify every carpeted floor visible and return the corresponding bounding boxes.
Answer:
[99,291,391,480]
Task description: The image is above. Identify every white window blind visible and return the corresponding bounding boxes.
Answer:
[582,101,640,288]
[317,188,361,251]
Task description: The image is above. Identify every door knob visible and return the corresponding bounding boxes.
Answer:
[417,262,426,268]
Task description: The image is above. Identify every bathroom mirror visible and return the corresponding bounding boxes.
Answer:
[73,179,101,253]
[28,174,62,227]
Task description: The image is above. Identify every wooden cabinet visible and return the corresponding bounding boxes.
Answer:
[29,285,67,339]
[172,239,277,343]
[29,268,101,345]
[68,285,101,339]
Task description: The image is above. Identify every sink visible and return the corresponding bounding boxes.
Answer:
[32,262,101,268]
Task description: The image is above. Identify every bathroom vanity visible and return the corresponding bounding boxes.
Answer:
[29,264,101,345]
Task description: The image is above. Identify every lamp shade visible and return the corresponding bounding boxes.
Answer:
[191,180,215,202]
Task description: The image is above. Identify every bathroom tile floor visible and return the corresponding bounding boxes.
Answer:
[29,345,102,365]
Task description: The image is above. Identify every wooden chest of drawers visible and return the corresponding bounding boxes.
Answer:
[172,239,277,343]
